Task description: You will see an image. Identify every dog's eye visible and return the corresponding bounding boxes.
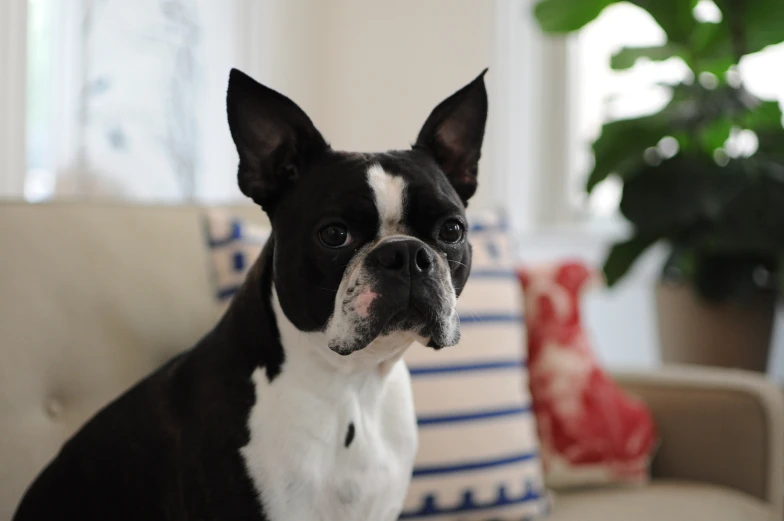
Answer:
[319,224,352,248]
[438,220,464,244]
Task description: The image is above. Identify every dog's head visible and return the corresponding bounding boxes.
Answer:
[227,69,487,355]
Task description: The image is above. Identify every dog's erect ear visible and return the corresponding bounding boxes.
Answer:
[414,70,488,206]
[227,68,328,212]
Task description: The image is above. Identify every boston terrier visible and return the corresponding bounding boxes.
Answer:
[13,68,488,521]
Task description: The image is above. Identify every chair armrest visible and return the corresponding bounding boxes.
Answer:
[613,366,783,512]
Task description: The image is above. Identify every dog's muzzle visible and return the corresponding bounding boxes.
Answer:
[326,236,459,355]
[366,237,458,347]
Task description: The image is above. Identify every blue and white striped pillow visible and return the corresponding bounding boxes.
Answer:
[202,210,549,520]
[400,213,548,520]
[202,211,270,301]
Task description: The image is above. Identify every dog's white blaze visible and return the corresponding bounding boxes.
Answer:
[323,165,406,352]
[367,164,406,236]
[240,289,418,521]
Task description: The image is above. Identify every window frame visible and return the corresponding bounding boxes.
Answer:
[0,0,28,198]
[492,0,635,241]
[491,0,585,233]
[2,0,270,202]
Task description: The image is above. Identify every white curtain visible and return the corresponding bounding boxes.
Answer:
[27,0,253,203]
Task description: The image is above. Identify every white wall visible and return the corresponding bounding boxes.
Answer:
[262,0,497,210]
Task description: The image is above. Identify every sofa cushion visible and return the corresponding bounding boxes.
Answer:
[517,260,657,488]
[547,481,774,521]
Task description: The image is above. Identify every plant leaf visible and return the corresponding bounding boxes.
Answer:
[741,100,784,130]
[586,84,782,193]
[698,117,733,152]
[756,127,784,163]
[611,45,683,70]
[587,115,671,192]
[630,0,699,44]
[619,155,784,258]
[692,1,784,74]
[619,156,747,236]
[694,166,784,255]
[713,0,784,57]
[587,83,706,192]
[533,0,614,33]
[603,233,660,287]
[692,252,777,303]
[690,22,737,75]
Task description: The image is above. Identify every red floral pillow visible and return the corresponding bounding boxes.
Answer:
[517,260,657,488]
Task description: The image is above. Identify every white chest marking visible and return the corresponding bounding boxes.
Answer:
[240,290,418,521]
[367,164,407,237]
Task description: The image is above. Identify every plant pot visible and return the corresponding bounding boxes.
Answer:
[656,281,777,372]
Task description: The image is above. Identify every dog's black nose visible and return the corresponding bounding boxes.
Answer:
[372,239,434,277]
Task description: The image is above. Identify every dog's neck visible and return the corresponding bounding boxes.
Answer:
[272,287,416,378]
[215,238,416,384]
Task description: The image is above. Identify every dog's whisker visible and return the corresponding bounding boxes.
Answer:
[464,310,482,323]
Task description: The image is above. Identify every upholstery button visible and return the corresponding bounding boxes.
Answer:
[45,398,62,418]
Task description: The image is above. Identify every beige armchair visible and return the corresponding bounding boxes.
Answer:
[1,201,782,521]
[550,368,784,521]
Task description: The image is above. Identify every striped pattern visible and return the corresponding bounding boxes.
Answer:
[408,359,525,376]
[202,211,269,303]
[412,452,539,477]
[202,210,549,520]
[416,405,532,426]
[401,213,548,520]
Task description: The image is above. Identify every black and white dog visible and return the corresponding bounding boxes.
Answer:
[14,68,487,521]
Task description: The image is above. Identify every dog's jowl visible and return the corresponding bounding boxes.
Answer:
[13,68,488,521]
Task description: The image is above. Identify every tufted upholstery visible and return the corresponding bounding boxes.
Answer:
[0,201,267,521]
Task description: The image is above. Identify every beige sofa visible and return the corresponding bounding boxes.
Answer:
[1,201,782,521]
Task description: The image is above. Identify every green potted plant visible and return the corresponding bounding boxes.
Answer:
[533,0,784,371]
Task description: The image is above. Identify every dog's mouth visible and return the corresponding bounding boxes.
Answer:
[325,255,461,355]
[329,292,458,355]
[389,303,458,349]
[382,302,428,333]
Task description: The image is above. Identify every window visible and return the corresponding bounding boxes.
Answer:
[570,3,690,219]
[18,0,267,203]
[496,0,784,231]
[25,0,56,201]
[571,2,784,220]
[0,0,28,198]
[569,0,784,217]
[8,1,783,214]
